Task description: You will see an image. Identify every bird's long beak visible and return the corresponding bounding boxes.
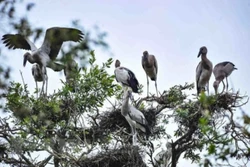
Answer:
[23,56,28,67]
[197,50,201,58]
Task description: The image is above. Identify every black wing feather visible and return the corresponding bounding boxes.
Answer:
[124,67,139,93]
[2,34,31,50]
[42,27,84,60]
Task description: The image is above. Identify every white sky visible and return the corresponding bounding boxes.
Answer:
[1,0,250,166]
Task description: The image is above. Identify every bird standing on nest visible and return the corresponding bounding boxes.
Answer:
[114,59,139,95]
[142,50,158,97]
[213,61,237,94]
[121,89,151,145]
[196,46,213,95]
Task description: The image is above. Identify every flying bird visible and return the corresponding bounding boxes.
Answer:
[2,27,84,95]
[114,59,139,93]
[31,64,48,97]
[213,61,237,94]
[142,51,158,97]
[196,46,213,95]
[121,89,151,145]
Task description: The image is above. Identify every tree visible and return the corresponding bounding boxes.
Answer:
[0,1,250,167]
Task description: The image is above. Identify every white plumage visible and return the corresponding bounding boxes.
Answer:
[2,27,84,95]
[121,89,151,145]
[213,61,237,94]
[114,59,139,93]
[196,46,213,95]
[142,51,158,97]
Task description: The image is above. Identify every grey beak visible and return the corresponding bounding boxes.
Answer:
[23,56,28,67]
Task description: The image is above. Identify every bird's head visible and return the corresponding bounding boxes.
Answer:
[213,80,220,94]
[23,52,30,67]
[115,59,121,68]
[197,46,207,57]
[143,51,149,56]
[142,50,149,59]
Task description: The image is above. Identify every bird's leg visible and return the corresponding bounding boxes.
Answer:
[40,79,45,97]
[226,77,229,91]
[207,81,209,95]
[35,81,38,99]
[133,129,138,146]
[130,126,136,146]
[221,80,225,94]
[146,75,149,97]
[45,74,48,96]
[155,80,158,97]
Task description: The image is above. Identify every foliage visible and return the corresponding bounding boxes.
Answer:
[0,1,250,167]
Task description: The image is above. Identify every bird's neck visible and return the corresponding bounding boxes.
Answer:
[143,55,150,67]
[28,55,36,64]
[121,95,130,115]
[201,54,208,61]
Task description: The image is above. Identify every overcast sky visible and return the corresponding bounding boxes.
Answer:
[1,0,250,166]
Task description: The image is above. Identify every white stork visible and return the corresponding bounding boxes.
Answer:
[142,50,158,97]
[196,46,213,95]
[121,89,151,145]
[31,64,48,97]
[114,59,139,93]
[2,27,84,95]
[213,61,237,94]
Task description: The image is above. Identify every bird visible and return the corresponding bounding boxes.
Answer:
[142,51,158,97]
[153,142,172,167]
[31,64,48,97]
[196,46,213,95]
[63,57,80,92]
[114,59,139,93]
[213,61,237,94]
[121,89,151,145]
[2,27,84,95]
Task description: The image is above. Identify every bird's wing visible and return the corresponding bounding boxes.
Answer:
[196,62,202,86]
[128,105,148,126]
[141,57,145,69]
[153,55,158,74]
[41,27,84,60]
[2,34,37,51]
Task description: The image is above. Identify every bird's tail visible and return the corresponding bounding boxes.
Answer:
[128,77,139,93]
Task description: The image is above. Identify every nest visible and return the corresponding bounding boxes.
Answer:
[77,145,147,167]
[77,108,157,144]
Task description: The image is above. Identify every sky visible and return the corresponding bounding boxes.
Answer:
[1,0,250,166]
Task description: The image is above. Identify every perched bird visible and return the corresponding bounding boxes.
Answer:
[114,59,139,93]
[31,64,48,97]
[63,58,79,92]
[213,61,237,94]
[142,51,158,97]
[154,142,172,167]
[196,46,213,95]
[2,27,84,95]
[121,89,151,145]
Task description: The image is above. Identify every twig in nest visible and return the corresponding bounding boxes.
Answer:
[19,70,26,88]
